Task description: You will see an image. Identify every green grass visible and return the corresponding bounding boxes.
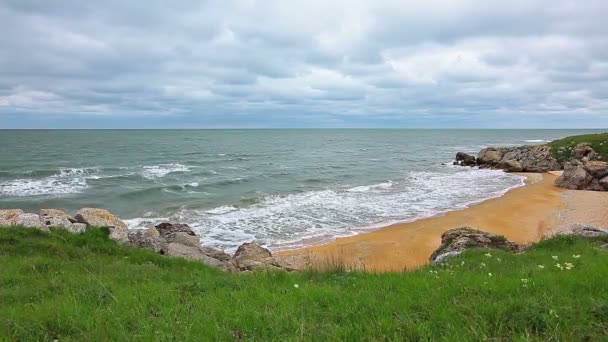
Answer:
[1,227,608,341]
[549,133,608,162]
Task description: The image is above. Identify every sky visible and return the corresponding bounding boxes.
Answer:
[0,0,607,129]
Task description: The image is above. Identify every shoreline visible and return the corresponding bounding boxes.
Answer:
[276,173,608,272]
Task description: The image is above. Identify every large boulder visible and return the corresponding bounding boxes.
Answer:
[40,209,76,230]
[155,222,200,247]
[233,242,296,271]
[430,227,523,264]
[0,209,25,226]
[454,152,477,166]
[75,208,128,243]
[497,159,523,172]
[14,213,47,231]
[127,228,163,253]
[555,161,608,191]
[477,148,504,166]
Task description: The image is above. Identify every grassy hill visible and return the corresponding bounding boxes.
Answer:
[549,133,608,162]
[1,227,608,341]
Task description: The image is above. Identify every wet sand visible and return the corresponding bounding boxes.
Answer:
[276,173,608,272]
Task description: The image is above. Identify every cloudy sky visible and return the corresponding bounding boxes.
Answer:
[1,0,607,128]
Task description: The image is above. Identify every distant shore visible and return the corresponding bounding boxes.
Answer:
[276,173,608,271]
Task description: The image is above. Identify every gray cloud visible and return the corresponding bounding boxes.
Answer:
[0,0,607,128]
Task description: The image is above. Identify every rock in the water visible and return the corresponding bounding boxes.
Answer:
[454,152,476,166]
[13,213,47,231]
[430,227,522,264]
[40,209,76,230]
[0,209,25,226]
[128,228,163,253]
[559,224,608,238]
[75,208,128,243]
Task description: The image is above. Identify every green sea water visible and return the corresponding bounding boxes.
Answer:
[0,129,602,250]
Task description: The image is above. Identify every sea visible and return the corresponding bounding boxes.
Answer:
[0,129,602,252]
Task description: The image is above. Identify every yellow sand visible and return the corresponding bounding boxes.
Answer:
[276,173,608,272]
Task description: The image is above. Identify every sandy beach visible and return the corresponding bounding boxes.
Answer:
[276,173,608,272]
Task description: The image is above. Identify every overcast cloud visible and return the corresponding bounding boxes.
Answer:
[0,0,607,128]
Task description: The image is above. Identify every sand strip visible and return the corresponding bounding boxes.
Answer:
[276,173,608,272]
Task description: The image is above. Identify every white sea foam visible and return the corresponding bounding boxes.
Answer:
[140,163,191,179]
[524,139,548,143]
[127,169,525,252]
[0,168,98,196]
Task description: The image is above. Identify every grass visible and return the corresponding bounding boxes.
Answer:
[549,133,608,162]
[1,227,608,341]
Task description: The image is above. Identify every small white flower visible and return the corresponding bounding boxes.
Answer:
[564,262,574,270]
[555,263,564,270]
[485,253,492,258]
[521,278,529,283]
[537,265,545,269]
[460,261,465,266]
[552,255,559,260]
[488,272,493,277]
[496,258,502,262]
[294,284,299,288]
[480,262,486,267]
[573,255,581,259]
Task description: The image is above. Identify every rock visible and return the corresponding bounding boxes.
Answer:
[162,242,236,272]
[69,223,87,233]
[573,143,598,160]
[559,224,608,238]
[583,161,608,178]
[455,152,476,166]
[154,222,200,246]
[430,227,522,264]
[498,159,523,172]
[0,209,25,226]
[600,176,608,190]
[201,246,232,262]
[233,242,295,271]
[40,209,76,230]
[555,161,608,191]
[75,208,128,243]
[555,162,592,190]
[13,213,47,231]
[477,148,503,166]
[128,228,163,253]
[477,145,560,172]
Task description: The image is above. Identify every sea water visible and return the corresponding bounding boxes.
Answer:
[0,129,601,251]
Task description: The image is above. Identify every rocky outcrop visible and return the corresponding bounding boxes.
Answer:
[430,227,523,264]
[572,143,599,161]
[477,145,561,173]
[454,152,476,166]
[555,160,608,191]
[0,209,25,226]
[74,208,128,243]
[13,213,47,231]
[455,144,561,173]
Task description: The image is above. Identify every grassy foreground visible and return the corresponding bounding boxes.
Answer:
[549,133,608,162]
[1,227,608,341]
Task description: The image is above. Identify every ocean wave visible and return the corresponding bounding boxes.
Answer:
[139,163,191,180]
[524,139,548,143]
[126,169,525,252]
[0,167,98,196]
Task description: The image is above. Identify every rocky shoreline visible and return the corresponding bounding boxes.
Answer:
[0,208,297,273]
[455,140,608,191]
